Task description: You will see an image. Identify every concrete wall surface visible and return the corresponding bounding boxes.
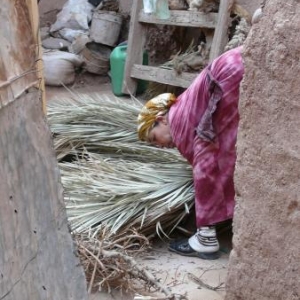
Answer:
[225,0,300,299]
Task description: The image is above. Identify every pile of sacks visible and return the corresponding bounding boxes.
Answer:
[41,0,122,86]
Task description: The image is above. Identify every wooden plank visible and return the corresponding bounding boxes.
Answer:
[122,0,146,95]
[209,0,233,61]
[131,65,197,88]
[139,10,218,28]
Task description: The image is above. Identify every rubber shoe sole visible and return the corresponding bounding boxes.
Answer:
[168,239,221,260]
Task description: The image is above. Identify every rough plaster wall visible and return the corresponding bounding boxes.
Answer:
[225,1,300,300]
[0,90,88,300]
[0,1,88,298]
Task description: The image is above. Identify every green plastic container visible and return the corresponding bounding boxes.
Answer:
[110,45,148,96]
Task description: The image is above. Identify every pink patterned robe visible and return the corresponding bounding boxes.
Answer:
[168,47,244,227]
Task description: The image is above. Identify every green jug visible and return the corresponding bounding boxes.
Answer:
[110,45,149,96]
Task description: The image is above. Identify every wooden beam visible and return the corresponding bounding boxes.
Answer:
[131,65,197,88]
[209,0,233,61]
[139,10,218,28]
[122,0,146,95]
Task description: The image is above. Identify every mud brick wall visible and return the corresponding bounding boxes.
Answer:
[226,1,300,299]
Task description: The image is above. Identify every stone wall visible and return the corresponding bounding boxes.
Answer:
[225,0,300,299]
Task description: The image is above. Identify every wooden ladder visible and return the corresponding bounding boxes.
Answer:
[122,0,233,95]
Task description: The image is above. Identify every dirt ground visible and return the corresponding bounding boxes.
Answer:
[45,74,232,300]
[89,237,231,300]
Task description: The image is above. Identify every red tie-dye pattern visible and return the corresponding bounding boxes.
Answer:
[168,47,244,227]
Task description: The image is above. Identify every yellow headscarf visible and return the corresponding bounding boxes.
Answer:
[137,93,177,141]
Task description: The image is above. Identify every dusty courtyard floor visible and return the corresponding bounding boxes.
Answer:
[46,74,232,300]
[86,228,232,300]
[88,230,232,300]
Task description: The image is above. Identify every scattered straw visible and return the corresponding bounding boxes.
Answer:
[76,230,179,297]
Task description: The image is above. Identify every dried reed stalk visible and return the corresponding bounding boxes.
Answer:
[76,230,180,298]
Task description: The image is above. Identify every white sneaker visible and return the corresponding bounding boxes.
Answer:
[188,226,220,253]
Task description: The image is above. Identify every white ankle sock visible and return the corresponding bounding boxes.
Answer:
[188,226,219,253]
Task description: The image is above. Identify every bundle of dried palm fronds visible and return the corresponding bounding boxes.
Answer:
[48,93,194,295]
[47,93,194,239]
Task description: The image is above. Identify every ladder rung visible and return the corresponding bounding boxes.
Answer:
[130,64,198,88]
[139,10,218,28]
